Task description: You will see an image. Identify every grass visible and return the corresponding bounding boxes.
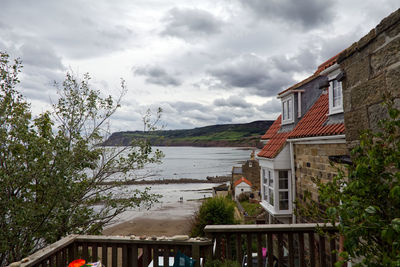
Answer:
[240,201,263,217]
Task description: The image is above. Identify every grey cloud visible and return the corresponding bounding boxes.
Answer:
[239,0,335,30]
[213,95,252,109]
[257,99,281,113]
[134,65,181,86]
[20,41,65,71]
[161,7,222,40]
[208,54,295,97]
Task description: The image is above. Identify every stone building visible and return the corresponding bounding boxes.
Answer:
[231,151,261,190]
[257,55,348,224]
[337,8,400,148]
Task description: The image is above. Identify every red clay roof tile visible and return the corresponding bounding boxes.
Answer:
[234,177,252,187]
[289,93,345,139]
[261,115,282,140]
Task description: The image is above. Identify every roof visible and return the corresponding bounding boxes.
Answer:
[234,177,252,187]
[289,93,345,138]
[232,166,243,174]
[261,115,282,139]
[277,54,339,97]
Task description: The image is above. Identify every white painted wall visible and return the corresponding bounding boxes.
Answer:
[235,182,252,198]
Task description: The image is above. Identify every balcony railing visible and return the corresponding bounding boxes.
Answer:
[14,223,338,267]
[204,223,338,267]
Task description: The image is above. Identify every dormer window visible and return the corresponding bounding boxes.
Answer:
[329,79,343,114]
[281,94,294,125]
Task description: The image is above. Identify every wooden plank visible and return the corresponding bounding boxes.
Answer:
[288,232,294,267]
[56,250,62,267]
[101,244,107,267]
[298,232,305,267]
[257,233,263,267]
[267,234,273,267]
[49,255,54,267]
[62,248,67,266]
[68,244,75,263]
[215,234,221,260]
[122,244,128,267]
[112,245,118,267]
[236,233,242,263]
[308,232,316,267]
[277,233,283,267]
[153,245,159,267]
[82,243,89,260]
[319,236,326,267]
[192,244,200,267]
[330,236,337,267]
[226,233,232,260]
[143,245,150,267]
[163,245,169,267]
[132,245,138,267]
[204,223,336,233]
[246,233,253,267]
[92,243,98,262]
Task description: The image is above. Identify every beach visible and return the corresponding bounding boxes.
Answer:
[102,200,202,236]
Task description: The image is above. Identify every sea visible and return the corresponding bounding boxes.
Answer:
[107,146,256,224]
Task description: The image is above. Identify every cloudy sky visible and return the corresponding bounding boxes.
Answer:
[1,1,398,131]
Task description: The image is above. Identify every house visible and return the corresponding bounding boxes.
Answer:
[257,55,348,224]
[231,150,261,192]
[234,177,252,199]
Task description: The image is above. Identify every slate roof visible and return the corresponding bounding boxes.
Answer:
[289,93,345,138]
[234,177,252,187]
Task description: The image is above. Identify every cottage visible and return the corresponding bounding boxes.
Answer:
[233,177,252,199]
[257,55,348,224]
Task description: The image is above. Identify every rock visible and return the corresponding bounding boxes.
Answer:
[151,236,157,241]
[21,258,29,263]
[8,262,21,267]
[139,235,146,240]
[130,235,136,240]
[171,235,189,241]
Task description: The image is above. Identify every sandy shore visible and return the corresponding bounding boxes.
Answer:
[102,201,201,236]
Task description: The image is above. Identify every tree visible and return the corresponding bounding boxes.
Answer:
[298,98,400,266]
[0,52,163,265]
[190,196,237,237]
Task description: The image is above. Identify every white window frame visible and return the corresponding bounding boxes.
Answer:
[281,94,294,125]
[261,167,292,215]
[329,79,343,115]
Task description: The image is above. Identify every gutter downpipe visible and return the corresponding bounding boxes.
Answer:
[289,140,296,224]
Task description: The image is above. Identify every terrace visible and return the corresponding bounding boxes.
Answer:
[15,223,339,267]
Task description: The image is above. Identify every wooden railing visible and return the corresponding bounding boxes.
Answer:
[204,223,338,267]
[14,223,338,267]
[17,235,212,267]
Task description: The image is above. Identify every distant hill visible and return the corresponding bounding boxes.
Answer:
[103,120,274,148]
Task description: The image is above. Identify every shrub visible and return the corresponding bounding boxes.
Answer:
[190,196,236,237]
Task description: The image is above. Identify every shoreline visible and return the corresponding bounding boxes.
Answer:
[99,176,231,185]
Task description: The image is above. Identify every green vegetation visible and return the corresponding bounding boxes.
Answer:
[103,120,273,147]
[0,53,163,265]
[298,99,400,266]
[240,201,263,217]
[190,196,237,237]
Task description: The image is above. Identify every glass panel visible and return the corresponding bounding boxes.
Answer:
[332,80,342,107]
[269,189,274,206]
[263,169,267,184]
[279,170,288,189]
[287,99,292,120]
[263,185,268,200]
[279,192,289,210]
[268,171,273,187]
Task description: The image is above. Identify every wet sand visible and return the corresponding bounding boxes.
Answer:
[102,201,201,236]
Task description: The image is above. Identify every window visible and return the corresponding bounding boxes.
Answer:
[282,95,294,124]
[278,171,289,210]
[261,168,292,214]
[329,80,343,114]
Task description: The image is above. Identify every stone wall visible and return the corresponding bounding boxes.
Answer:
[242,159,261,190]
[338,8,400,147]
[294,143,348,203]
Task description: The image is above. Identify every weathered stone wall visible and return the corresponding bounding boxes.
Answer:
[294,143,348,203]
[338,8,400,147]
[242,160,261,190]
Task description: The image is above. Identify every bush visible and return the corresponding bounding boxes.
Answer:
[237,192,250,202]
[190,196,237,237]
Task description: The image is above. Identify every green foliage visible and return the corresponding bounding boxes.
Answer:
[0,53,163,265]
[104,121,274,146]
[190,196,237,237]
[297,99,400,266]
[240,201,263,217]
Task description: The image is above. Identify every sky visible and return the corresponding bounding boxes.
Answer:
[0,1,398,131]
